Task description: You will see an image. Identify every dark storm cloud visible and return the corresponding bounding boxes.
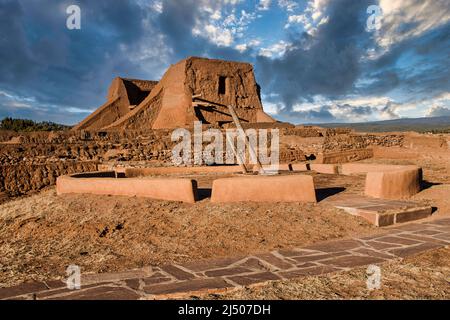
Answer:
[290,106,336,122]
[275,103,375,124]
[0,0,37,83]
[0,90,92,124]
[427,106,450,117]
[361,22,450,99]
[158,0,199,57]
[1,0,449,125]
[0,0,256,124]
[0,0,161,124]
[255,0,450,122]
[256,0,374,113]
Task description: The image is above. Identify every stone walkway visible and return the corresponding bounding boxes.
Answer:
[1,218,449,300]
[326,194,432,227]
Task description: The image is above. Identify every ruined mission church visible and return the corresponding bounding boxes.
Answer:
[74,57,276,131]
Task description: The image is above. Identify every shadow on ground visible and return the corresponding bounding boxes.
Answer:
[421,180,442,191]
[316,187,346,202]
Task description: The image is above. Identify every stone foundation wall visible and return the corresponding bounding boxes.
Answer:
[0,128,308,165]
[0,161,97,196]
[1,128,405,170]
[317,148,374,164]
[323,133,405,152]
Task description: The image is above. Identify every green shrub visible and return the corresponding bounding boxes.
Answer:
[0,117,71,132]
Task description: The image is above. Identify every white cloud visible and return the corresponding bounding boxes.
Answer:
[191,2,257,47]
[388,92,450,118]
[0,90,52,112]
[223,10,257,36]
[151,0,163,13]
[287,15,306,24]
[257,0,271,11]
[224,0,242,5]
[334,96,390,108]
[136,0,163,14]
[258,40,290,58]
[235,44,247,52]
[262,101,280,115]
[289,95,418,122]
[204,24,234,46]
[284,0,329,33]
[67,107,95,114]
[277,0,298,12]
[307,0,328,21]
[0,90,35,109]
[425,93,450,117]
[210,10,222,20]
[379,101,401,120]
[235,39,261,52]
[8,102,32,109]
[426,106,450,117]
[377,0,450,50]
[0,91,14,99]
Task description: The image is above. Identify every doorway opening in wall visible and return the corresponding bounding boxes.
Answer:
[218,76,227,95]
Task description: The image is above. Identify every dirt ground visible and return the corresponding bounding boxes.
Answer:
[0,173,379,287]
[198,247,450,300]
[0,149,449,292]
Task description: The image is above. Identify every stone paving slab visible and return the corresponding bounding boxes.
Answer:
[326,194,433,226]
[1,218,449,300]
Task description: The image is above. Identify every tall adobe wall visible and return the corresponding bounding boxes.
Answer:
[151,59,193,129]
[73,78,157,131]
[105,59,188,130]
[73,77,129,131]
[184,57,274,126]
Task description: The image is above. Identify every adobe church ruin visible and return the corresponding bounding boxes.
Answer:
[74,57,275,131]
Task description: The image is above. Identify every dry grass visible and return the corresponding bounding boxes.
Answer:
[198,247,450,300]
[0,180,376,287]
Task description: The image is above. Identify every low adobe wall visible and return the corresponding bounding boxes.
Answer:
[210,175,316,203]
[340,163,422,199]
[365,168,421,199]
[56,172,197,203]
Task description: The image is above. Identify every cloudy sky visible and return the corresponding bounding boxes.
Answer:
[0,0,449,125]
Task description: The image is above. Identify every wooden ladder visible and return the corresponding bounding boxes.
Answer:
[192,95,264,174]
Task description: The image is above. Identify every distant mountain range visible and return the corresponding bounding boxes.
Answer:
[314,116,450,133]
